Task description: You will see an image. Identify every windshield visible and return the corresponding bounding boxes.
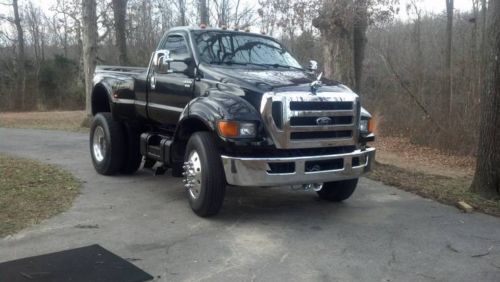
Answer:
[193,31,303,69]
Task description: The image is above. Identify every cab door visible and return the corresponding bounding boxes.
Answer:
[148,33,195,126]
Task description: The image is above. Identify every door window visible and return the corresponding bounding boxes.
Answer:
[163,35,189,57]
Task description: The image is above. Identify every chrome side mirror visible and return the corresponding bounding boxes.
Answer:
[153,49,191,74]
[152,49,172,74]
[308,60,318,72]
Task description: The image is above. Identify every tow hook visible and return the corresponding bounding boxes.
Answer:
[290,183,324,191]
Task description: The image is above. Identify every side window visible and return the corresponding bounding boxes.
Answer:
[163,35,189,56]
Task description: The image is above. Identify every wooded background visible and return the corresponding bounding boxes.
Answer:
[0,0,493,156]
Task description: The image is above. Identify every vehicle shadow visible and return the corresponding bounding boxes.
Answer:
[213,185,362,223]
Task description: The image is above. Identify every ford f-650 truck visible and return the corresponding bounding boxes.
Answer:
[89,26,376,216]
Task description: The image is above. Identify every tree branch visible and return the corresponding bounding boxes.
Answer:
[376,49,448,134]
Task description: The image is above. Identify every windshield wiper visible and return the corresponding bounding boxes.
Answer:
[259,63,304,71]
[209,61,267,68]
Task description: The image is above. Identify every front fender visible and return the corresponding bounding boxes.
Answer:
[174,90,262,143]
[183,89,261,126]
[360,107,372,119]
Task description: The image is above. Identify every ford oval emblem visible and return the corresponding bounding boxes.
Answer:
[316,117,333,126]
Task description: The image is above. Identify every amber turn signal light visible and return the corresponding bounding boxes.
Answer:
[368,119,376,133]
[217,121,239,138]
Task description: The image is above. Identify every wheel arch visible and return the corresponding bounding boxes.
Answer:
[171,116,213,164]
[91,83,113,115]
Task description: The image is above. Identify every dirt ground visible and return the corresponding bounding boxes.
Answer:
[0,110,87,131]
[374,136,475,178]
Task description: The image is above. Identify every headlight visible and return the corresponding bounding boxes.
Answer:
[217,120,257,138]
[360,119,373,133]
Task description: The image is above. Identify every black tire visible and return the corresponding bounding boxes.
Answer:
[90,113,125,175]
[144,158,156,169]
[120,123,142,174]
[184,132,226,217]
[171,162,183,177]
[316,179,359,202]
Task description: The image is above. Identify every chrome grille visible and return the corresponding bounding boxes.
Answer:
[260,92,359,149]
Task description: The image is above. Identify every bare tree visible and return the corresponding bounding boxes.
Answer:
[353,0,369,92]
[313,0,356,87]
[82,0,98,115]
[470,0,500,199]
[444,0,454,118]
[199,0,209,25]
[313,0,396,91]
[178,0,186,25]
[112,0,128,65]
[25,2,47,109]
[408,0,424,101]
[12,0,26,110]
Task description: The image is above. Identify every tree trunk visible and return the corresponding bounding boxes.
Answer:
[353,0,368,92]
[313,0,356,86]
[82,0,98,116]
[178,0,186,26]
[199,0,209,25]
[320,30,354,85]
[112,0,128,65]
[12,0,26,110]
[444,0,454,118]
[470,0,500,199]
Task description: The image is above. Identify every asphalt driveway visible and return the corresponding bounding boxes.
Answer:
[0,128,499,281]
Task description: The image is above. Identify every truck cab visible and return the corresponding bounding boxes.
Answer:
[89,27,376,217]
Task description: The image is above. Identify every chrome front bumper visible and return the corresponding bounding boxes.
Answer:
[221,148,375,187]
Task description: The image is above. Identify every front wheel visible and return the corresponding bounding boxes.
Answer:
[183,132,226,217]
[316,179,359,202]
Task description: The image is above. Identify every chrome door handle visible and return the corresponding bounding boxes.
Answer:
[150,76,156,90]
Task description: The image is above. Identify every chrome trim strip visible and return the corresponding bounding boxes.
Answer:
[289,110,354,117]
[114,99,183,112]
[148,102,184,112]
[113,98,135,104]
[221,148,375,187]
[290,124,355,132]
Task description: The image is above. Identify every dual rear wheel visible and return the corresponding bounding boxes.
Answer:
[90,113,141,175]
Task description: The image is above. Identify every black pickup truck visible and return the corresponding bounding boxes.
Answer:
[89,26,376,216]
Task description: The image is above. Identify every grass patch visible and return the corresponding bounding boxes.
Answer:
[0,153,80,237]
[0,111,88,132]
[368,162,500,217]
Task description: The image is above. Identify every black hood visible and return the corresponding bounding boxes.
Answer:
[200,64,357,110]
[201,65,339,92]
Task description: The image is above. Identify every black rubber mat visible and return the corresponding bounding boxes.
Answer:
[0,244,153,282]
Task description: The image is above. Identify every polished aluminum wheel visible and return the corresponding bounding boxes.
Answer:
[183,150,202,199]
[92,126,106,162]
